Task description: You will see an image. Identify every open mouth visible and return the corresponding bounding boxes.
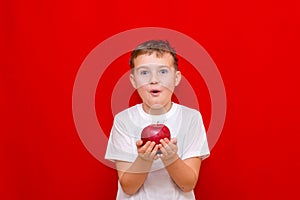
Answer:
[150,89,161,95]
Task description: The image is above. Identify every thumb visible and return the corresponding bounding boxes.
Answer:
[136,140,143,147]
[171,137,177,145]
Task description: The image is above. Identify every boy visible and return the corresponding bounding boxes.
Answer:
[105,40,210,199]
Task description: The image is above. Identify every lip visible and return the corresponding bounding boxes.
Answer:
[150,89,161,96]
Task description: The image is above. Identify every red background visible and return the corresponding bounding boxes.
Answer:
[1,0,300,199]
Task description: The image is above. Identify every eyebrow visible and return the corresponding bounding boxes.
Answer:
[135,64,171,69]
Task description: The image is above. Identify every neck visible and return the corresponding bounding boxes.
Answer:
[142,102,172,115]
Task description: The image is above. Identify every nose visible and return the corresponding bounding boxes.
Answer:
[149,73,159,84]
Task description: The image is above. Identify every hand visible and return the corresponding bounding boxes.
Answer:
[158,138,179,165]
[136,140,159,162]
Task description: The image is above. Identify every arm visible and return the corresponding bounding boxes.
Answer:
[158,138,202,192]
[116,140,159,195]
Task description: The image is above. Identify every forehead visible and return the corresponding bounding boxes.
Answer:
[133,53,174,68]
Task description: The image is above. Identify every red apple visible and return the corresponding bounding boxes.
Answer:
[141,124,171,145]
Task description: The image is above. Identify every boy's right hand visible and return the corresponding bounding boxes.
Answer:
[136,140,159,162]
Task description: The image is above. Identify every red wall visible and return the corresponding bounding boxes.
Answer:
[1,0,299,199]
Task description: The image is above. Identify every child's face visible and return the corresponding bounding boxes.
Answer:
[130,53,181,114]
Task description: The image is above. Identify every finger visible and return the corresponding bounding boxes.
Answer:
[139,141,151,152]
[161,139,172,152]
[136,140,143,147]
[163,138,170,144]
[159,144,168,156]
[155,153,162,159]
[164,143,172,153]
[162,139,176,153]
[160,139,168,147]
[145,142,156,153]
[151,145,159,157]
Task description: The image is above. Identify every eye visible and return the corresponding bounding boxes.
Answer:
[159,69,169,74]
[140,70,149,75]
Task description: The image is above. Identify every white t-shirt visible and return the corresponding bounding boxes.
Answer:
[105,103,210,200]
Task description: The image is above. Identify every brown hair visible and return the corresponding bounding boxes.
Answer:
[129,40,178,71]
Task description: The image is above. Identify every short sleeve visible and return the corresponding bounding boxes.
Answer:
[105,114,137,163]
[181,111,210,161]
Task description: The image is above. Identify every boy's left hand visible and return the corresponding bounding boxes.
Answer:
[158,138,179,166]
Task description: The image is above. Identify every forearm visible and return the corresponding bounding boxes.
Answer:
[118,157,153,195]
[163,157,200,192]
[158,138,201,192]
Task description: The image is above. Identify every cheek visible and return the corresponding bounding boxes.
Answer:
[136,85,148,94]
[159,78,176,90]
[134,80,148,89]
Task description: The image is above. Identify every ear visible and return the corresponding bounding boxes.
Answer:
[130,73,137,89]
[175,71,181,86]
